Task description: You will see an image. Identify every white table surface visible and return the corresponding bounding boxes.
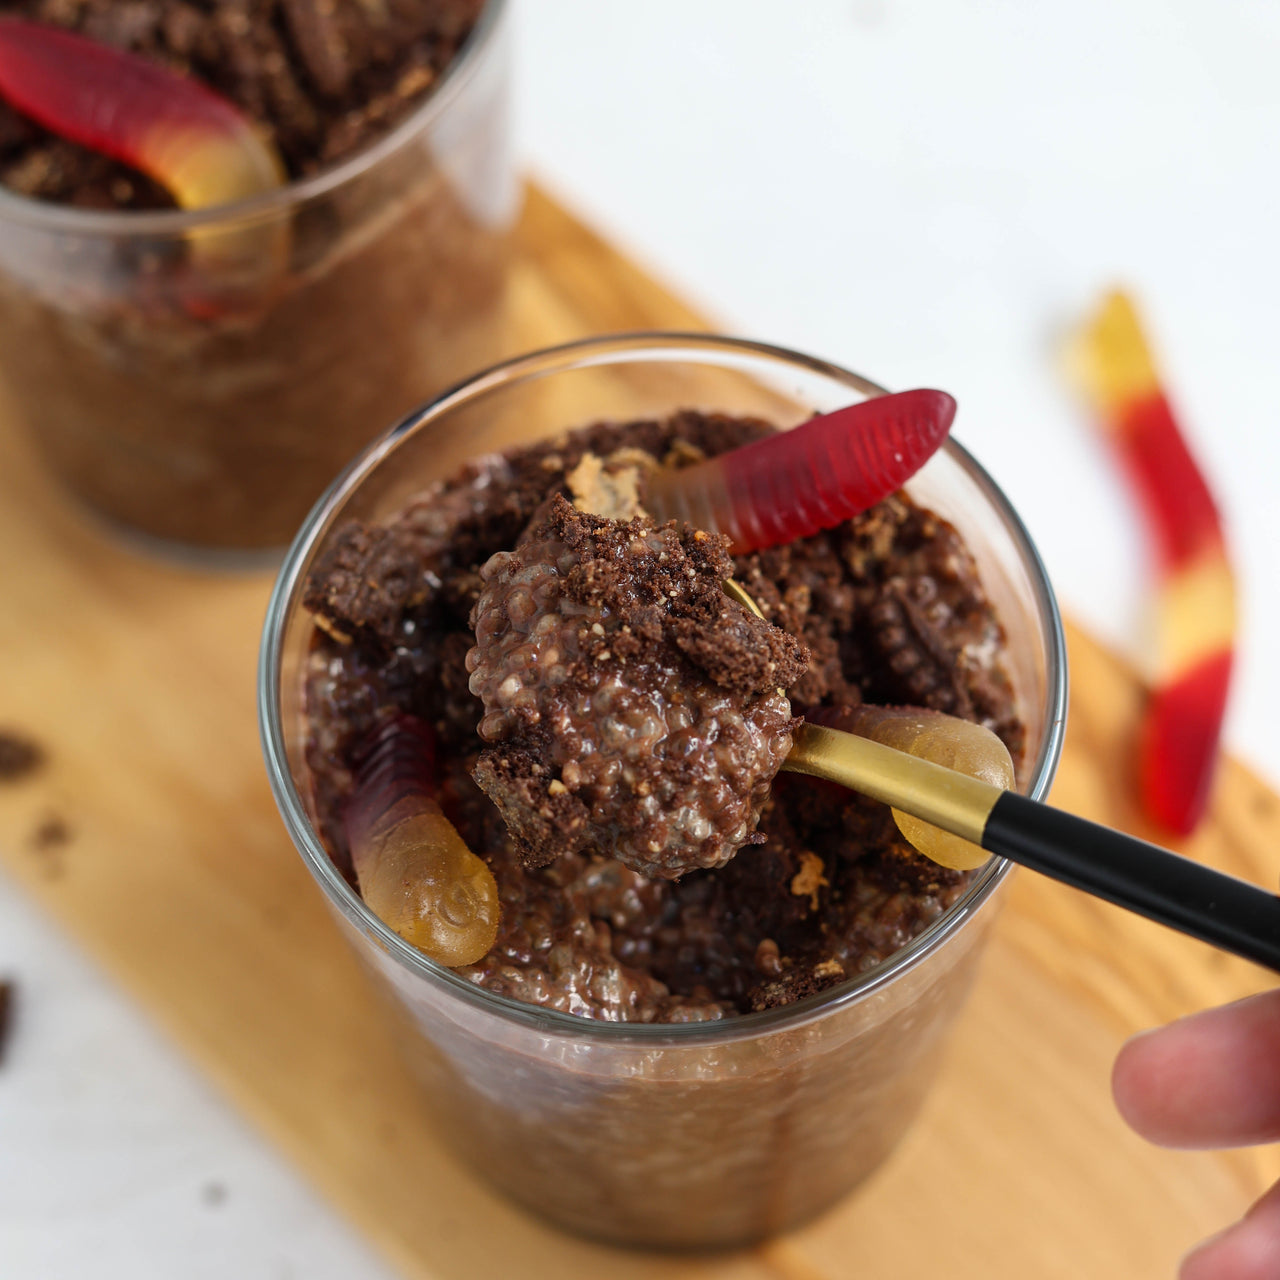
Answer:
[3,2,1278,1275]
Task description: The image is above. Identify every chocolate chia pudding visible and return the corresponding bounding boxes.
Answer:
[0,0,514,551]
[301,409,1027,1023]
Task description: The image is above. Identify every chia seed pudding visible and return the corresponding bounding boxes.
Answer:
[301,409,1026,1023]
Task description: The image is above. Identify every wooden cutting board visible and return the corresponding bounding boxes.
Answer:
[1,185,1277,1280]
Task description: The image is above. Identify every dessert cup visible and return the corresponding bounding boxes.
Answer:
[0,0,516,557]
[259,333,1068,1248]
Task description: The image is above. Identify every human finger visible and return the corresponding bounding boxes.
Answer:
[1180,1178,1280,1280]
[1112,987,1280,1148]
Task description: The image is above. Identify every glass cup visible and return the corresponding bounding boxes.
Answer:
[0,0,516,557]
[260,334,1068,1249]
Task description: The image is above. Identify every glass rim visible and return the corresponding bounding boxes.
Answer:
[258,331,1069,1045]
[0,0,507,236]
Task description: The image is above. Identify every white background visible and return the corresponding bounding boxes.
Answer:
[3,2,1279,1275]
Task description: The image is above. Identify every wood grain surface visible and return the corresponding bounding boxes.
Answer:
[1,185,1277,1279]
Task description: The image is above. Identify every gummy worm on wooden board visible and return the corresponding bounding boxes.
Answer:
[1071,289,1235,836]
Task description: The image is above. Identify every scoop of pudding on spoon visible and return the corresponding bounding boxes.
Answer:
[464,390,956,879]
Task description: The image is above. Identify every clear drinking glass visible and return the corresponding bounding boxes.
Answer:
[259,333,1068,1249]
[0,0,516,557]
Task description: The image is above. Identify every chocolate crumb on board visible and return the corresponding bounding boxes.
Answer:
[201,1180,228,1208]
[0,979,12,1065]
[30,813,70,850]
[28,813,72,879]
[0,730,43,782]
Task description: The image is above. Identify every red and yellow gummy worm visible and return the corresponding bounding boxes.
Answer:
[1072,290,1235,836]
[0,18,285,212]
[0,18,287,311]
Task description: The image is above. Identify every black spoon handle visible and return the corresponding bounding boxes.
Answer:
[785,722,1280,974]
[983,792,1280,973]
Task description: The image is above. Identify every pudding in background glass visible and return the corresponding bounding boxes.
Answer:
[0,0,516,554]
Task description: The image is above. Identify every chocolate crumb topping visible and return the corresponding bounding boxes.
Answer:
[303,520,434,647]
[472,747,592,868]
[748,958,847,1013]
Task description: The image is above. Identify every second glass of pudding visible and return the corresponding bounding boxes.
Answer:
[260,334,1067,1249]
[0,0,515,556]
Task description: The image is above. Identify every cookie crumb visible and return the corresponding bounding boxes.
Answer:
[790,851,829,912]
[754,938,783,977]
[567,452,647,522]
[748,958,848,1012]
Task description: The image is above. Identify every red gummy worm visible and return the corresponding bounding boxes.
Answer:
[0,19,237,165]
[0,17,283,212]
[1115,390,1224,569]
[648,388,956,554]
[1140,650,1233,836]
[1075,291,1234,836]
[1123,411,1234,837]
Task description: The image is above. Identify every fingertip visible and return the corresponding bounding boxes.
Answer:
[1111,1021,1191,1144]
[1179,1226,1235,1280]
[1111,989,1280,1149]
[1111,1027,1158,1132]
[1180,1193,1280,1280]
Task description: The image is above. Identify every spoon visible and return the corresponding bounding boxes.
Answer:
[724,579,1280,973]
[786,719,1280,973]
